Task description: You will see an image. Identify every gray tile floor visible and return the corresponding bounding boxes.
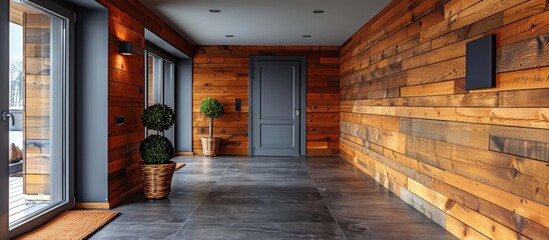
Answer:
[90,156,455,240]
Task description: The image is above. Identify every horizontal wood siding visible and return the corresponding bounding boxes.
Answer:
[193,46,340,156]
[339,0,549,239]
[98,0,193,207]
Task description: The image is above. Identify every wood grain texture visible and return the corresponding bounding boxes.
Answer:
[434,179,549,240]
[340,0,549,239]
[105,6,145,208]
[96,0,193,207]
[193,46,340,156]
[490,135,549,162]
[97,0,192,56]
[499,88,549,107]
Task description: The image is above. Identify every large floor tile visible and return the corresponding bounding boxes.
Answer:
[91,156,455,240]
[315,180,383,193]
[201,191,325,205]
[112,203,196,223]
[172,223,344,240]
[211,181,317,192]
[89,222,182,240]
[170,180,217,192]
[338,221,455,240]
[187,204,336,224]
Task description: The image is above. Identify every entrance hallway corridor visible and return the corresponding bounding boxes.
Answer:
[91,156,455,239]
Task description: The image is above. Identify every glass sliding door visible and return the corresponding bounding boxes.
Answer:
[145,49,175,142]
[1,0,74,238]
[163,60,175,142]
[147,53,163,107]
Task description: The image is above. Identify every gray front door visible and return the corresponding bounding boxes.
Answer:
[252,60,302,156]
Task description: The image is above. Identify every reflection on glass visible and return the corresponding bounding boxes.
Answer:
[8,0,65,226]
[147,53,163,136]
[163,60,175,142]
[147,53,163,107]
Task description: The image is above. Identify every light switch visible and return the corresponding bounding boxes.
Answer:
[235,99,241,112]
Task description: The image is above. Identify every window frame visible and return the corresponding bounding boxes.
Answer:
[0,0,75,238]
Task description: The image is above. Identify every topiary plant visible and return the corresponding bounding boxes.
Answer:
[141,104,176,133]
[199,98,224,138]
[139,135,174,164]
[140,104,175,164]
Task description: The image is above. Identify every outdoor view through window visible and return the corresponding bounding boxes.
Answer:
[8,0,67,227]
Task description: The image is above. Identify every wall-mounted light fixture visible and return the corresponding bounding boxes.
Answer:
[119,41,133,56]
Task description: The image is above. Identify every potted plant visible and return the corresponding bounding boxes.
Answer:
[139,103,176,199]
[199,97,224,156]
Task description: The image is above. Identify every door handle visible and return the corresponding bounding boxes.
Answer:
[2,111,15,126]
[294,108,300,116]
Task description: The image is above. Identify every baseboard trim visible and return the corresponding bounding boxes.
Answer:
[175,152,194,156]
[75,202,111,209]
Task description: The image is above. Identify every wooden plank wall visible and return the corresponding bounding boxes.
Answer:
[97,0,193,207]
[339,0,549,239]
[193,46,340,156]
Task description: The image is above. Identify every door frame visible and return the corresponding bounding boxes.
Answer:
[0,0,9,237]
[0,0,75,238]
[144,43,177,143]
[248,56,307,156]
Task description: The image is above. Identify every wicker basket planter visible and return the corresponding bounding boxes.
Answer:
[139,162,176,199]
[201,137,220,157]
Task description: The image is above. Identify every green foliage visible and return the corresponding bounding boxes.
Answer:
[139,135,174,164]
[199,98,224,119]
[140,104,175,164]
[141,104,175,132]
